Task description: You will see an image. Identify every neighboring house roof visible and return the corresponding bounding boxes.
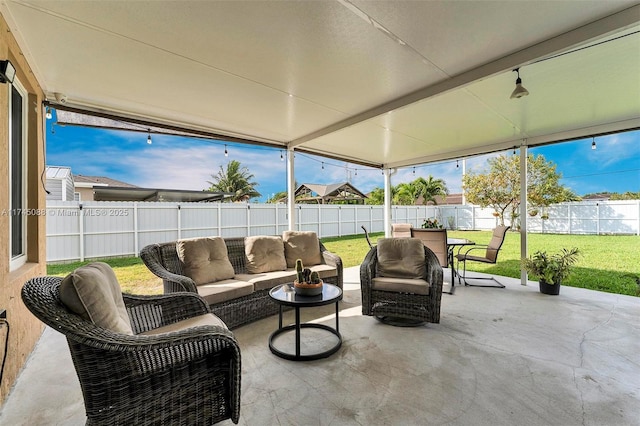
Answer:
[91,186,231,202]
[46,165,73,180]
[74,175,138,188]
[582,193,612,201]
[294,182,367,204]
[416,193,463,205]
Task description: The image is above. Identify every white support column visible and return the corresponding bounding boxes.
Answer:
[383,168,393,237]
[287,147,295,231]
[519,143,528,286]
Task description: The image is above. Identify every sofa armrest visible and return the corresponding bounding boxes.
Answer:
[320,241,343,288]
[140,244,198,293]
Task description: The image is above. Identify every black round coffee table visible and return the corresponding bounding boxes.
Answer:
[268,283,343,361]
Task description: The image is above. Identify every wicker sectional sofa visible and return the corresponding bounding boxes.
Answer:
[140,231,343,329]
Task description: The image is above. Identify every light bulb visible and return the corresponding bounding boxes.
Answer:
[45,107,52,120]
[147,134,152,145]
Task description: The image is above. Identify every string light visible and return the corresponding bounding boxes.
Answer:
[513,147,517,155]
[45,107,52,120]
[147,129,152,145]
[224,144,228,157]
[456,160,459,169]
[355,169,358,176]
[413,166,416,174]
[322,162,324,170]
[591,138,596,150]
[280,150,284,161]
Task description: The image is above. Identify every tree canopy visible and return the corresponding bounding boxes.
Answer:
[205,160,261,202]
[365,175,448,205]
[462,154,578,226]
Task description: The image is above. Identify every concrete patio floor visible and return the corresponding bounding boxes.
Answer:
[2,266,639,425]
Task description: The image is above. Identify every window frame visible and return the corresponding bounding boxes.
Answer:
[9,78,28,271]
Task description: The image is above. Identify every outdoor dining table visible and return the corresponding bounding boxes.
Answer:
[447,238,475,295]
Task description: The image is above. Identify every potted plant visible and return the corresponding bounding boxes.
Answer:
[521,248,580,295]
[421,218,443,229]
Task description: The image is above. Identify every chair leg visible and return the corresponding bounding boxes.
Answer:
[458,260,505,288]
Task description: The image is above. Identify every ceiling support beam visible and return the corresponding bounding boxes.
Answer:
[290,5,640,150]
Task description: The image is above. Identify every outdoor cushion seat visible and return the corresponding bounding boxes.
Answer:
[360,238,443,326]
[195,279,255,305]
[371,276,431,295]
[141,234,343,329]
[235,270,298,291]
[22,263,241,425]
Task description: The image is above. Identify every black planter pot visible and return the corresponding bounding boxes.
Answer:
[539,280,560,295]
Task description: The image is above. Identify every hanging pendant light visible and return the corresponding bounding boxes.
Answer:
[591,138,596,150]
[510,68,529,99]
[147,129,152,145]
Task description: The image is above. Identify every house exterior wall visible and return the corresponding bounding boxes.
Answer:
[75,186,95,201]
[0,13,47,405]
[45,178,63,200]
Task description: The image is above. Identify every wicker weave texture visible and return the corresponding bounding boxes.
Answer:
[140,236,343,329]
[21,276,241,425]
[360,245,443,323]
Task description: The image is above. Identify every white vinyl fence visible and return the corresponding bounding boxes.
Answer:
[46,200,640,262]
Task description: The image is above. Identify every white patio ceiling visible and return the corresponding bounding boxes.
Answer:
[2,0,639,169]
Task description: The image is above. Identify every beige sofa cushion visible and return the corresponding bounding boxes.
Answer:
[244,236,287,273]
[282,231,323,268]
[140,313,228,335]
[59,262,133,335]
[196,279,254,305]
[235,270,298,291]
[376,238,426,279]
[177,237,235,285]
[372,276,430,295]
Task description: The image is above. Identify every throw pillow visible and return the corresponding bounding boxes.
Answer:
[376,238,426,279]
[282,230,323,268]
[245,236,287,273]
[176,237,235,284]
[59,261,134,335]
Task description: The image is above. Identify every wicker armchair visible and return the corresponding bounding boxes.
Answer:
[21,276,241,425]
[360,238,443,326]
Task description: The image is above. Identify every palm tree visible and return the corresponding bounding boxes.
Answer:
[206,160,261,202]
[413,175,448,205]
[394,182,418,205]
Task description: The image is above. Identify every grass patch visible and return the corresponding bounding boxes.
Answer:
[48,232,640,297]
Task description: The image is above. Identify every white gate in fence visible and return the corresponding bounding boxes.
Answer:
[46,200,640,262]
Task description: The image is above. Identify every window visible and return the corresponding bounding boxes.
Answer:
[74,192,81,201]
[9,80,27,270]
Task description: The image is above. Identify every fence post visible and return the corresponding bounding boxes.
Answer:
[134,202,139,255]
[596,203,600,235]
[217,203,222,236]
[177,205,182,240]
[568,203,572,235]
[79,203,85,262]
[318,203,322,237]
[247,204,251,235]
[275,203,279,235]
[338,206,342,237]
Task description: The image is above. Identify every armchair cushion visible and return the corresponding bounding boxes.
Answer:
[376,238,426,279]
[283,231,323,267]
[140,313,228,335]
[244,235,287,273]
[59,261,134,335]
[177,237,235,285]
[372,277,430,295]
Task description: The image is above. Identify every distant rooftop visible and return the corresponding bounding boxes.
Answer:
[74,175,137,188]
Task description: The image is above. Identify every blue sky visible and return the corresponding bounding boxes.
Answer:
[46,114,639,202]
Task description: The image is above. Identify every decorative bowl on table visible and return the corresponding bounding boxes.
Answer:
[293,280,323,296]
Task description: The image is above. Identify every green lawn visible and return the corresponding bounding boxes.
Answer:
[48,231,640,297]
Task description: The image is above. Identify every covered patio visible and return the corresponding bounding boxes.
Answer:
[1,2,639,423]
[3,266,639,425]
